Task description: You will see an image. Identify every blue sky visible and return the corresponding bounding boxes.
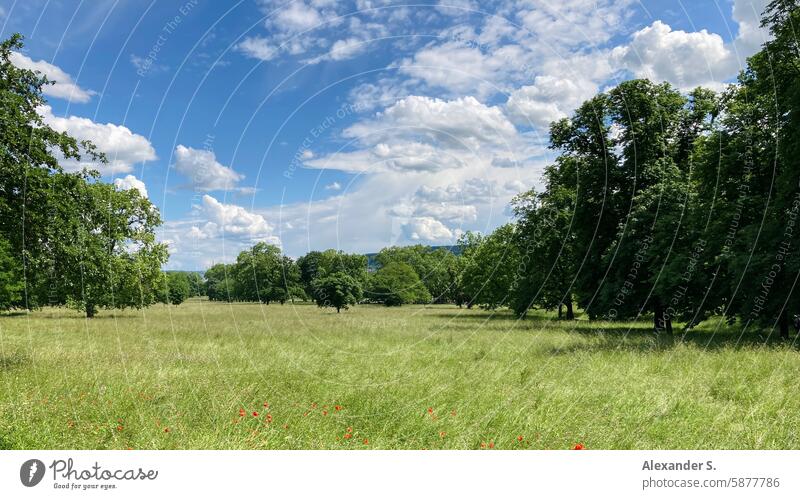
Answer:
[0,0,770,269]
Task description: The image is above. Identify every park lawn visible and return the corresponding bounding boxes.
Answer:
[0,299,798,450]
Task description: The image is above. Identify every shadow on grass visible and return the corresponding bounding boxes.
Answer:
[430,310,799,352]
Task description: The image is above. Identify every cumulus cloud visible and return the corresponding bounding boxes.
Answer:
[113,175,148,198]
[40,105,156,174]
[325,181,342,191]
[403,216,454,242]
[612,21,736,91]
[10,52,95,103]
[192,194,278,242]
[173,145,245,192]
[506,75,598,129]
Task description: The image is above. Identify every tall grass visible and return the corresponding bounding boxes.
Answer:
[0,299,798,449]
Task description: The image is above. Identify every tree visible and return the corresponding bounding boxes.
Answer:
[166,272,191,305]
[0,34,167,316]
[0,237,23,311]
[205,264,235,301]
[375,245,458,302]
[511,183,578,319]
[459,225,520,309]
[367,261,431,306]
[311,272,362,313]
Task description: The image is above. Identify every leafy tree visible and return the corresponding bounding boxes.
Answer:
[166,272,191,305]
[311,271,362,313]
[0,237,23,311]
[0,34,167,316]
[459,225,520,309]
[205,263,235,301]
[511,183,578,319]
[375,245,457,302]
[367,261,432,306]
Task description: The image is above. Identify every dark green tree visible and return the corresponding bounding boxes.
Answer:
[311,271,362,313]
[367,261,432,306]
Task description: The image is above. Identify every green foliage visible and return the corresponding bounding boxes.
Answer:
[166,273,191,305]
[0,237,23,310]
[367,261,432,306]
[0,34,167,316]
[458,225,520,309]
[311,271,362,312]
[375,245,458,302]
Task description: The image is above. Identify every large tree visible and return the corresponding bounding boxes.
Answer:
[0,34,168,316]
[367,261,431,306]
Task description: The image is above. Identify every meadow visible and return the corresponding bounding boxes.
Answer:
[1,299,798,450]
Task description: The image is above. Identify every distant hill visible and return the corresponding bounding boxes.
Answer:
[364,245,462,271]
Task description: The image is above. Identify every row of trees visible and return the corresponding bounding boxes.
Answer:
[507,0,800,337]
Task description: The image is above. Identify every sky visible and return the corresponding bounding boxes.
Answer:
[0,0,772,269]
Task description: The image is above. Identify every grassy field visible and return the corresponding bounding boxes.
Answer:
[1,299,799,449]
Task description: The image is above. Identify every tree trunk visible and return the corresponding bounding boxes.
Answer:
[779,309,789,340]
[86,303,96,318]
[665,316,673,335]
[336,306,341,313]
[565,300,575,320]
[653,300,663,332]
[558,303,563,319]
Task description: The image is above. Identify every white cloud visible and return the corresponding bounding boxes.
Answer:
[325,181,342,191]
[191,194,278,243]
[306,37,367,64]
[39,105,156,174]
[236,36,278,61]
[613,21,735,91]
[403,216,454,242]
[173,145,245,192]
[272,1,322,31]
[516,0,634,48]
[506,75,598,129]
[10,52,95,103]
[114,174,148,198]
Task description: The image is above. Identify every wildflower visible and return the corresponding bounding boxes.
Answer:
[363,438,369,445]
[573,443,584,450]
[517,435,524,442]
[238,408,246,417]
[427,407,434,414]
[344,433,352,440]
[480,442,486,449]
[335,405,342,411]
[263,402,269,408]
[322,410,328,416]
[163,428,170,433]
[265,414,273,423]
[116,425,124,432]
[252,411,259,417]
[439,431,447,438]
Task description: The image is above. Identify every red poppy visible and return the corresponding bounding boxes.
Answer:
[439,431,447,438]
[344,433,352,440]
[573,443,584,450]
[335,405,342,411]
[322,410,328,416]
[265,414,273,423]
[252,411,259,417]
[517,435,523,442]
[163,428,170,433]
[480,442,486,449]
[363,438,369,445]
[263,402,269,408]
[238,408,246,417]
[427,407,433,414]
[116,425,124,432]
[488,441,495,449]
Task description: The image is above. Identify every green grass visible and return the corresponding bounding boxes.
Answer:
[1,299,798,449]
